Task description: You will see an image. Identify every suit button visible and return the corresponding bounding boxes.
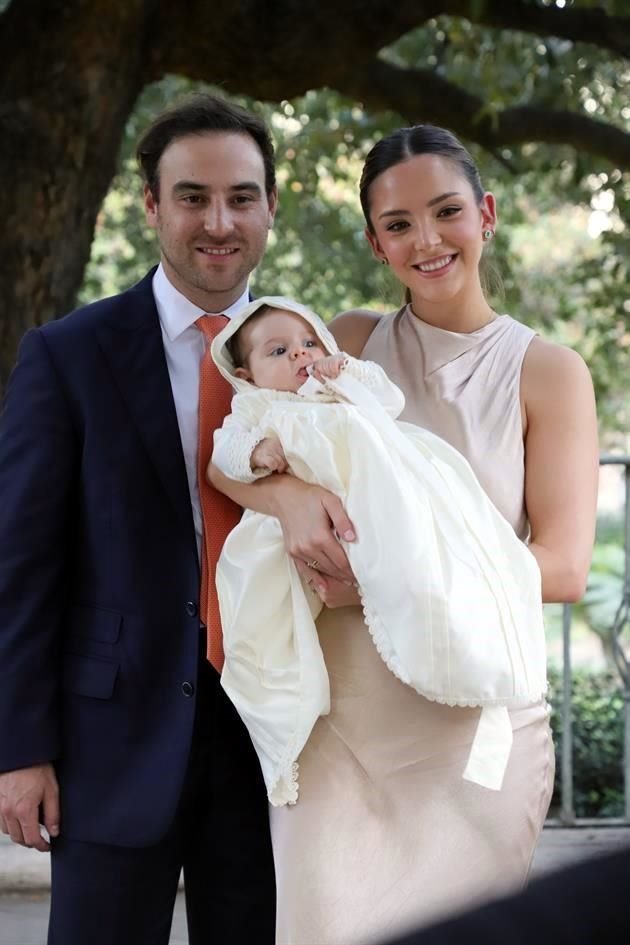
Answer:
[185,601,198,617]
[181,681,194,697]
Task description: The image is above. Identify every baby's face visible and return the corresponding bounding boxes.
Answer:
[237,309,327,392]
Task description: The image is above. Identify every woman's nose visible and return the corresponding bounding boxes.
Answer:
[414,222,442,249]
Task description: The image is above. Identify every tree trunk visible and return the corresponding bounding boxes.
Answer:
[0,0,628,387]
[0,0,150,386]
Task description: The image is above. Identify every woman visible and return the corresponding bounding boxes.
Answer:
[210,125,599,945]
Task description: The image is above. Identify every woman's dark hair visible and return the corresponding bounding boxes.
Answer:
[359,124,501,302]
[360,124,484,233]
[136,93,276,200]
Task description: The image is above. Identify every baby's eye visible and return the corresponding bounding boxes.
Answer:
[270,346,287,356]
[305,339,317,348]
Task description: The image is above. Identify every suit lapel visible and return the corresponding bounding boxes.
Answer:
[94,272,195,541]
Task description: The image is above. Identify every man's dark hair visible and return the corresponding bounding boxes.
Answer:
[136,94,276,200]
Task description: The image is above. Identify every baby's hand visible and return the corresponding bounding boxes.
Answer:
[251,437,289,474]
[309,353,349,382]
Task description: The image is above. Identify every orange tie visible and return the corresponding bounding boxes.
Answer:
[195,315,242,671]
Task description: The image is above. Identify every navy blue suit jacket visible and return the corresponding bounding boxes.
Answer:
[0,270,208,846]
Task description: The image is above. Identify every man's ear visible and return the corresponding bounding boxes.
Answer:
[267,186,278,228]
[234,367,255,384]
[144,184,158,229]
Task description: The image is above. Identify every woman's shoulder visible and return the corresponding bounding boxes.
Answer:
[329,308,384,358]
[523,335,590,378]
[522,336,594,410]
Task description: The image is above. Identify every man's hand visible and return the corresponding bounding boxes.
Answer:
[309,353,348,382]
[0,763,60,852]
[251,437,289,474]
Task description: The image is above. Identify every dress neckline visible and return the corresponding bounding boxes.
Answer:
[399,305,510,376]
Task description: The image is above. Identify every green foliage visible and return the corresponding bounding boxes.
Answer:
[548,666,626,817]
[81,14,630,430]
[582,543,625,638]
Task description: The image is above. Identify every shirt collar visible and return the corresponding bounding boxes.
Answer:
[153,263,251,342]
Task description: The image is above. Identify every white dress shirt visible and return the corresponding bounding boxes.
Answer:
[152,263,250,558]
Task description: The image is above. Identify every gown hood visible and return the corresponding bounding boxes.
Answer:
[211,296,339,394]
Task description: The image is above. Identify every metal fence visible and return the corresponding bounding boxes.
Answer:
[552,454,630,826]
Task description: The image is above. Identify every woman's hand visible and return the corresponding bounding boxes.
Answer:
[209,464,357,583]
[273,478,357,583]
[296,559,361,609]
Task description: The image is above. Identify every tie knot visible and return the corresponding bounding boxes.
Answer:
[195,314,229,342]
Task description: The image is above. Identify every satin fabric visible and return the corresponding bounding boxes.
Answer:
[211,299,545,805]
[271,607,554,945]
[270,307,554,944]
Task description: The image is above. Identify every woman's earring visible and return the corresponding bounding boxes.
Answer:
[381,257,389,265]
[482,229,494,242]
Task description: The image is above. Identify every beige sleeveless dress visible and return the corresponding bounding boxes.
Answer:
[270,307,555,945]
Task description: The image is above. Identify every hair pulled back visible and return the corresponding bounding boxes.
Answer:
[360,125,484,232]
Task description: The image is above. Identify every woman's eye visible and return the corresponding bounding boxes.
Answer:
[386,220,408,232]
[438,205,461,217]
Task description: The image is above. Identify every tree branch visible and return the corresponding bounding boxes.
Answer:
[444,0,630,58]
[341,58,630,169]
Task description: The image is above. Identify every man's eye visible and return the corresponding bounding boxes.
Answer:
[182,195,203,204]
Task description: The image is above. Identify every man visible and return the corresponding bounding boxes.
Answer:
[0,94,280,945]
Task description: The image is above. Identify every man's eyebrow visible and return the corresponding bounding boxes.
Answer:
[172,181,207,194]
[231,182,263,194]
[171,181,263,194]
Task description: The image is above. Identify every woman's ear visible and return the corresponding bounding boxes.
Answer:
[364,226,386,264]
[480,192,497,234]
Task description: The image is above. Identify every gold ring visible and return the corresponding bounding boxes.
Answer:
[307,559,319,570]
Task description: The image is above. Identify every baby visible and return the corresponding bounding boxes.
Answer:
[215,301,400,477]
[209,296,547,806]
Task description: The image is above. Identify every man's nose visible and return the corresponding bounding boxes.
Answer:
[203,203,233,236]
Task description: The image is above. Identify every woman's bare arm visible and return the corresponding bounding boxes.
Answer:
[521,338,599,602]
[208,464,356,582]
